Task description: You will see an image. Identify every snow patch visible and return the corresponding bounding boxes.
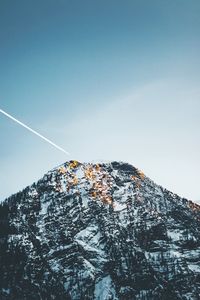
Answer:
[168,230,182,241]
[94,275,116,300]
[40,200,50,215]
[113,202,126,211]
[188,264,200,273]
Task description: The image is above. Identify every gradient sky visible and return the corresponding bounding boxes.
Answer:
[0,0,200,202]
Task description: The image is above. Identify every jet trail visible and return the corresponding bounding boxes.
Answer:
[0,108,70,155]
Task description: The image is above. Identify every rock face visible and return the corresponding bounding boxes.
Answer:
[0,161,200,300]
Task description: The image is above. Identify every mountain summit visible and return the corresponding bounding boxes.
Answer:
[0,161,200,299]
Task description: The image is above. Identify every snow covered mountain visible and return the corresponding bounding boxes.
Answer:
[0,161,200,299]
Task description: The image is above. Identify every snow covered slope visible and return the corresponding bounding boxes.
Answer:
[0,161,200,299]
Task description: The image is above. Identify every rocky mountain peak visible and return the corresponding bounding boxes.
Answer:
[0,161,200,299]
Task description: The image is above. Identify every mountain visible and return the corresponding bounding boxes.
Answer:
[0,160,200,300]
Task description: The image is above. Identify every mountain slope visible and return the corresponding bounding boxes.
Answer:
[0,161,200,299]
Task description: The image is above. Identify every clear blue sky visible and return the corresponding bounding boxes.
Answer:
[0,0,200,202]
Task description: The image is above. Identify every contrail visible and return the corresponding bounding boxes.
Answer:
[0,108,70,155]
